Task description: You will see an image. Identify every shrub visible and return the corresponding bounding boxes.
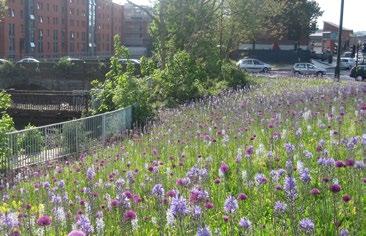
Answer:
[220,61,248,88]
[19,124,44,155]
[0,61,18,77]
[152,51,208,107]
[61,121,87,155]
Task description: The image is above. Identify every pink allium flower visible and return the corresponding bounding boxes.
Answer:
[37,215,52,226]
[68,230,86,236]
[123,210,137,221]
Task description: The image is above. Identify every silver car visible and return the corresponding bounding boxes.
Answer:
[293,63,326,76]
[236,59,271,73]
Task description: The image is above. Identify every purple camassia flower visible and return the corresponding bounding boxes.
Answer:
[176,177,191,187]
[245,146,254,158]
[192,205,202,218]
[299,218,315,233]
[284,143,295,154]
[189,187,209,204]
[284,177,297,201]
[76,214,94,235]
[197,226,211,236]
[152,184,165,198]
[303,150,313,159]
[239,218,252,230]
[298,167,311,184]
[255,173,267,185]
[170,196,190,218]
[339,229,349,236]
[224,196,239,214]
[274,201,287,214]
[86,167,95,180]
[354,161,365,169]
[186,167,208,182]
[58,180,65,188]
[317,158,335,167]
[1,212,19,229]
[362,134,366,145]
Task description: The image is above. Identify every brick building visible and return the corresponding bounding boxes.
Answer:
[0,0,125,60]
[122,3,152,57]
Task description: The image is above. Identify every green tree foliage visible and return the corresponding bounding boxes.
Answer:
[19,124,43,154]
[0,0,7,19]
[92,35,154,124]
[0,91,14,171]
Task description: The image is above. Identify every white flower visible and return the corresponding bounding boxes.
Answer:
[166,209,175,226]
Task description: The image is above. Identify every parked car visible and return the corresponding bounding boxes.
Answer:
[293,63,327,76]
[118,59,141,65]
[350,65,366,81]
[63,57,86,63]
[343,51,353,58]
[118,58,141,75]
[0,59,11,65]
[236,58,271,73]
[16,57,40,64]
[340,57,355,70]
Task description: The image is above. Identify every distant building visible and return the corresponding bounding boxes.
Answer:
[310,21,353,53]
[122,3,152,58]
[0,0,125,60]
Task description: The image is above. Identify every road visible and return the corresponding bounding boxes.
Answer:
[267,59,354,81]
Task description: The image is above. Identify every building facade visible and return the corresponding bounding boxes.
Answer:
[0,0,125,60]
[122,3,152,58]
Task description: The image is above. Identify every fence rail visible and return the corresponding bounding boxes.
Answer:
[1,106,133,174]
[7,90,90,112]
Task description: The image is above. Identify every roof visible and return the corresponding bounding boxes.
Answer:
[324,21,353,32]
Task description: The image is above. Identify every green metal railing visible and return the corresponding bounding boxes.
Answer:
[1,106,133,173]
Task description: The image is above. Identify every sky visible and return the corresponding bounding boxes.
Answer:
[113,0,366,32]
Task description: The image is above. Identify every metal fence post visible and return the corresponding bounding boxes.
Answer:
[75,124,79,155]
[102,114,106,144]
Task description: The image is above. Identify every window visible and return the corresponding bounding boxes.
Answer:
[53,30,58,41]
[8,8,15,17]
[30,14,35,20]
[39,16,43,23]
[296,64,306,69]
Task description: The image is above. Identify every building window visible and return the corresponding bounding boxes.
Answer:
[8,8,15,17]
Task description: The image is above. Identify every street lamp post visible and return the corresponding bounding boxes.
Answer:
[335,0,345,82]
[356,40,360,67]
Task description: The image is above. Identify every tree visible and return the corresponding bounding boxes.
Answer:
[283,0,322,43]
[0,0,7,19]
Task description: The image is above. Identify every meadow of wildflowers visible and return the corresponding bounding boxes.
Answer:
[0,78,365,236]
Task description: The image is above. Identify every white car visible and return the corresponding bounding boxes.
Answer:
[0,59,10,65]
[293,63,327,76]
[236,59,271,73]
[340,57,355,70]
[16,58,40,64]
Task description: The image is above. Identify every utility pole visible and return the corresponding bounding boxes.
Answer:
[335,0,344,82]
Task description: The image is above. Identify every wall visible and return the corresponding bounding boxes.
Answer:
[231,50,311,63]
[0,62,108,90]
